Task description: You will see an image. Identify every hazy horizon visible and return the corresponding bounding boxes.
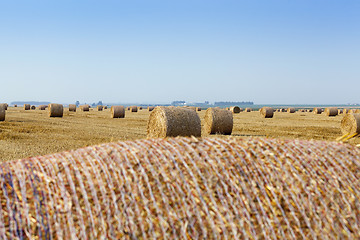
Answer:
[1,1,359,105]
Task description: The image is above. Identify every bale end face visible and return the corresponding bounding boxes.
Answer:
[49,104,64,117]
[325,107,338,117]
[230,106,241,114]
[24,104,30,110]
[147,106,201,138]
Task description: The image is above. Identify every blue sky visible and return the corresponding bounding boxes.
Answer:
[0,1,359,104]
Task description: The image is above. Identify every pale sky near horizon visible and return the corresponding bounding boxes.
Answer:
[0,1,359,105]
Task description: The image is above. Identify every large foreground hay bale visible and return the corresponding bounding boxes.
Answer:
[97,105,103,111]
[341,113,360,135]
[24,104,30,110]
[111,106,125,118]
[0,105,5,121]
[324,107,338,117]
[356,109,360,113]
[48,103,63,117]
[287,107,295,113]
[313,107,323,114]
[81,105,90,111]
[230,106,240,113]
[0,103,8,110]
[204,107,233,135]
[0,137,359,239]
[260,107,274,118]
[69,104,76,112]
[147,106,201,138]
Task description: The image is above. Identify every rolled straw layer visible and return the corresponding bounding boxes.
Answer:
[0,137,359,239]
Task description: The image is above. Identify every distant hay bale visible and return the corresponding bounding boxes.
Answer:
[338,109,343,114]
[245,108,252,112]
[324,107,338,117]
[130,106,138,112]
[48,104,63,117]
[148,106,155,111]
[104,106,107,109]
[313,107,323,114]
[111,106,125,118]
[139,107,143,110]
[230,106,241,114]
[196,107,201,111]
[127,107,130,111]
[343,109,349,114]
[69,104,76,112]
[260,107,274,118]
[31,105,36,110]
[147,106,201,138]
[287,107,295,113]
[341,113,360,135]
[0,105,5,121]
[203,107,233,135]
[24,104,30,110]
[281,108,286,112]
[14,104,17,107]
[97,105,103,111]
[38,105,46,110]
[81,105,90,111]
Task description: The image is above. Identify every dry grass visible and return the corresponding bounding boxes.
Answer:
[0,107,359,162]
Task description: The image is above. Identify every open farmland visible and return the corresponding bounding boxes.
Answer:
[0,106,358,162]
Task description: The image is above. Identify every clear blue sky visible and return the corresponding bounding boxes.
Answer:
[0,1,359,104]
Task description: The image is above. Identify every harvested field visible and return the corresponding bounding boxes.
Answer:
[0,107,359,161]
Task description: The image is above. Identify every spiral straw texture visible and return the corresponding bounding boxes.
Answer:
[0,137,359,239]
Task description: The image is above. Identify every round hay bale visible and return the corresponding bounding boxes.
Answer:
[355,109,360,114]
[104,106,107,109]
[338,109,343,114]
[324,107,338,117]
[148,106,155,111]
[97,105,103,111]
[343,109,349,114]
[81,105,90,112]
[38,105,46,110]
[287,107,295,113]
[0,105,5,121]
[130,106,138,112]
[139,106,143,110]
[69,104,76,112]
[245,108,252,112]
[14,104,17,107]
[48,104,63,117]
[260,107,274,118]
[147,106,201,138]
[341,113,360,135]
[203,107,233,135]
[31,105,36,110]
[196,107,201,111]
[313,107,323,114]
[111,106,125,118]
[230,106,240,114]
[24,104,30,110]
[0,104,7,111]
[0,137,359,239]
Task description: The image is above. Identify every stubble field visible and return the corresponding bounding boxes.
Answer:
[0,107,358,162]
